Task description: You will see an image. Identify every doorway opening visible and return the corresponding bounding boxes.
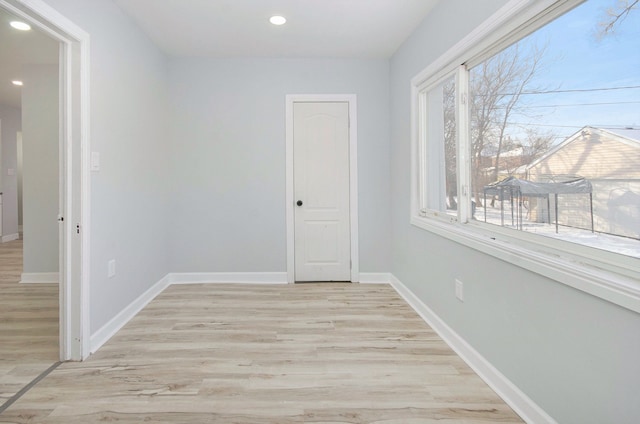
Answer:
[0,0,90,362]
[0,7,62,406]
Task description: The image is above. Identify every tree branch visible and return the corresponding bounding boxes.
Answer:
[600,0,639,35]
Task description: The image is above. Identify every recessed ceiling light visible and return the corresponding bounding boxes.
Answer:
[11,80,23,86]
[10,21,31,31]
[269,15,286,26]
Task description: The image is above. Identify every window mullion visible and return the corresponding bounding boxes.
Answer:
[417,91,427,214]
[456,65,471,223]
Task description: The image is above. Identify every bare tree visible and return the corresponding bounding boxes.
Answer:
[469,42,550,204]
[490,44,545,185]
[599,0,639,36]
[519,129,555,164]
[443,79,457,209]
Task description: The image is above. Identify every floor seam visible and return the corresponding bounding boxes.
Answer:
[0,361,62,414]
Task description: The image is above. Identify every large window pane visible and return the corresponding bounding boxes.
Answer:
[469,0,640,257]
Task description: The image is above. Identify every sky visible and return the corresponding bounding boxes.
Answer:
[499,0,640,143]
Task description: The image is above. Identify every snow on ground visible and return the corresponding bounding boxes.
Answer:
[474,205,640,258]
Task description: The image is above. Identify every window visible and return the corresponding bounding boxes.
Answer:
[412,0,639,308]
[418,73,458,220]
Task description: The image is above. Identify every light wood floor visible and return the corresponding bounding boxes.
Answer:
[0,282,523,423]
[0,239,59,407]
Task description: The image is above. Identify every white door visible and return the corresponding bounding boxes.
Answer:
[293,102,350,282]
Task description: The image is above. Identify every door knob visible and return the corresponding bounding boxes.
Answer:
[296,200,303,207]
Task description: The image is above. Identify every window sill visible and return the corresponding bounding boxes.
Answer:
[410,215,640,314]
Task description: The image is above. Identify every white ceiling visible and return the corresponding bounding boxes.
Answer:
[113,0,440,58]
[0,0,441,108]
[0,8,59,109]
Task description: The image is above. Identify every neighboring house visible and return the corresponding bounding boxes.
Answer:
[480,146,528,175]
[476,147,529,199]
[526,126,640,239]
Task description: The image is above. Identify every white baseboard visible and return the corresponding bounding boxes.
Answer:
[358,272,392,284]
[89,274,171,354]
[169,272,288,285]
[20,272,59,284]
[2,233,19,243]
[389,274,556,424]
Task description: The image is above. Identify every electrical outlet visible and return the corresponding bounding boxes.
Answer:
[108,259,116,278]
[455,279,464,302]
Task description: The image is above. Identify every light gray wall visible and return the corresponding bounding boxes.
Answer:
[26,2,639,422]
[168,58,390,274]
[42,0,171,333]
[21,64,58,273]
[390,1,640,423]
[0,104,20,237]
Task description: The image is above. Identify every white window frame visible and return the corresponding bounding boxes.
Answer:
[416,69,460,224]
[411,0,640,314]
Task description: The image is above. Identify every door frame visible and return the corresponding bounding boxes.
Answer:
[1,0,91,360]
[285,94,359,284]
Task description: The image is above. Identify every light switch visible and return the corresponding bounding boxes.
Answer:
[91,151,100,172]
[7,168,15,176]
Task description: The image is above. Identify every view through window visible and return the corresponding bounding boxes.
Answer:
[421,0,640,258]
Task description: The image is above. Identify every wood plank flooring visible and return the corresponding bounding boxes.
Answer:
[0,239,59,407]
[0,283,523,423]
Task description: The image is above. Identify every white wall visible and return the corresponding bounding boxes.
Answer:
[390,1,640,423]
[168,58,391,274]
[0,104,20,237]
[41,0,172,333]
[21,64,58,273]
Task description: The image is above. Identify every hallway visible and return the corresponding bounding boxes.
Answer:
[0,238,58,408]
